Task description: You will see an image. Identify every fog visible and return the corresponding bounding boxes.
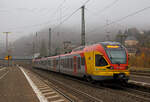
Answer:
[0,0,150,56]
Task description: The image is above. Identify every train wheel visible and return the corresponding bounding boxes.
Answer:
[86,76,95,83]
[83,75,87,82]
[119,79,128,86]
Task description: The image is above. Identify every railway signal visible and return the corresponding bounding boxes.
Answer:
[4,55,12,66]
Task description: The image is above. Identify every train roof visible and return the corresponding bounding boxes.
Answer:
[33,41,123,61]
[98,41,121,46]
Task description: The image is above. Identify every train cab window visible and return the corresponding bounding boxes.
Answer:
[95,54,108,66]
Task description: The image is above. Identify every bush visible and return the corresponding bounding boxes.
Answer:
[129,53,150,68]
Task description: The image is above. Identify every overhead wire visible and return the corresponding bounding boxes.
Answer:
[85,0,119,16]
[52,0,91,30]
[85,8,128,31]
[7,0,67,31]
[84,0,121,33]
[98,0,119,14]
[87,5,150,34]
[52,8,81,29]
[8,0,90,32]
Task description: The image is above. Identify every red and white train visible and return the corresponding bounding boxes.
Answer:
[33,42,129,82]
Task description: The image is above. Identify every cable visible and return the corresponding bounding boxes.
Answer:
[8,0,90,32]
[85,0,119,16]
[53,8,80,29]
[85,8,128,29]
[98,0,119,13]
[6,0,67,31]
[88,5,150,34]
[52,0,91,30]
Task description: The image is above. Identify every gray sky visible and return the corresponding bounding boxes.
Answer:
[0,0,150,42]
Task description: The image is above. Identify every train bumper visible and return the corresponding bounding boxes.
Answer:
[91,75,114,81]
[91,71,129,81]
[91,75,129,81]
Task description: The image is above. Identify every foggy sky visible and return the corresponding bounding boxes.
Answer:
[0,0,150,43]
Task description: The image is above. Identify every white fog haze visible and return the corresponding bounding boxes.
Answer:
[0,0,150,56]
[1,1,150,102]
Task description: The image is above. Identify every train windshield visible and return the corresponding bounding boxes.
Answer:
[106,49,126,64]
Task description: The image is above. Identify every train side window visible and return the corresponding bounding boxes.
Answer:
[63,59,64,67]
[64,58,66,68]
[65,58,67,68]
[49,60,51,66]
[81,57,85,65]
[70,58,73,69]
[68,58,70,68]
[70,58,72,69]
[48,60,50,66]
[95,54,108,66]
[66,59,67,68]
[56,60,58,66]
[61,59,63,65]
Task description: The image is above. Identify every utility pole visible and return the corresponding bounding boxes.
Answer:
[81,5,85,46]
[32,41,35,58]
[49,28,51,56]
[35,32,38,53]
[3,32,11,66]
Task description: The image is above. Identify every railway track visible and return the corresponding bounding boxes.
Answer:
[122,86,150,101]
[131,72,150,77]
[20,67,74,102]
[26,67,150,102]
[27,67,103,102]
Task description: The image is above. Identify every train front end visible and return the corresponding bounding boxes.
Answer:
[93,42,129,82]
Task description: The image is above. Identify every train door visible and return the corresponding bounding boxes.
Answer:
[73,56,77,74]
[90,51,94,74]
[80,55,86,74]
[85,51,94,75]
[76,55,82,76]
